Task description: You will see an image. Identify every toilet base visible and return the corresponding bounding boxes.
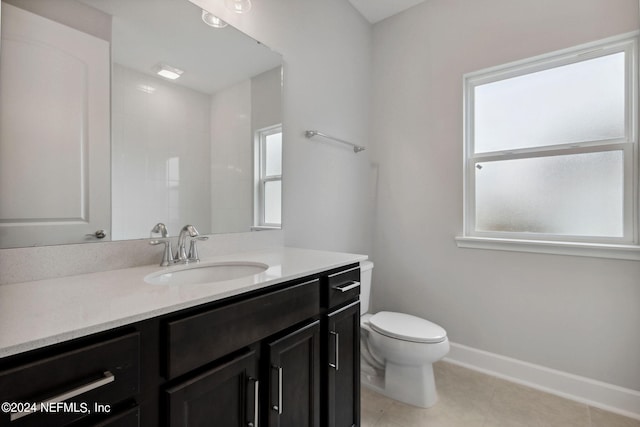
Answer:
[361,361,438,408]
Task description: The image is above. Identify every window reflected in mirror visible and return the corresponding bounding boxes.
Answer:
[255,125,283,228]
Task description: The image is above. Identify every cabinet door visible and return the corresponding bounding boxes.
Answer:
[326,301,360,427]
[165,350,258,427]
[267,321,320,427]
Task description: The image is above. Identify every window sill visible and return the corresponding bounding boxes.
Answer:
[250,226,281,231]
[455,236,640,261]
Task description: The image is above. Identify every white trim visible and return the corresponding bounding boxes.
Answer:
[444,342,640,421]
[250,226,280,231]
[455,236,640,260]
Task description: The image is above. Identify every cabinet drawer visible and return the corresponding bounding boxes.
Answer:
[165,279,320,379]
[0,332,140,427]
[325,266,360,309]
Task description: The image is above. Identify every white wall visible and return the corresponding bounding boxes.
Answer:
[209,67,283,233]
[370,0,640,391]
[191,0,374,255]
[210,79,252,233]
[112,64,212,240]
[251,67,282,132]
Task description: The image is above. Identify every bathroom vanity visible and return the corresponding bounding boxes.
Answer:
[0,248,365,427]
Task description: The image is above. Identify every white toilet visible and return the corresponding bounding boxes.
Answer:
[359,261,449,408]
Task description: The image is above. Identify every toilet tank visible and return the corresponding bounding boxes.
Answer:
[359,261,374,314]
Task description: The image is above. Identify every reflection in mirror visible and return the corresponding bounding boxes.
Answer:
[0,0,283,249]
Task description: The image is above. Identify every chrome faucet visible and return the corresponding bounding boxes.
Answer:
[150,223,208,266]
[175,225,207,263]
[149,223,174,266]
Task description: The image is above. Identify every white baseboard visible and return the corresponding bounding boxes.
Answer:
[444,342,640,421]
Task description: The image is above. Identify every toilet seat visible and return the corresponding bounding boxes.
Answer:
[369,311,447,343]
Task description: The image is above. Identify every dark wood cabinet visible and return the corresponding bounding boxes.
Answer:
[321,264,361,427]
[0,263,361,427]
[266,320,320,427]
[165,350,258,427]
[326,301,361,427]
[165,279,320,380]
[0,332,140,427]
[165,319,323,427]
[88,406,140,426]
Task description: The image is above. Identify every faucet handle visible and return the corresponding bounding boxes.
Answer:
[150,238,174,266]
[188,236,208,262]
[181,224,199,237]
[151,223,169,238]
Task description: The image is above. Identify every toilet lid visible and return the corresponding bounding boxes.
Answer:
[369,311,447,343]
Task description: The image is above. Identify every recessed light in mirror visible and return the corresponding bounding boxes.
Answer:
[154,63,184,80]
[201,9,228,28]
[225,0,252,14]
[136,84,156,94]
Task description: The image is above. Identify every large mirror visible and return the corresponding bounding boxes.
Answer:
[0,0,283,249]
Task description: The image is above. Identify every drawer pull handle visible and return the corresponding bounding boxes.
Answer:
[329,331,340,371]
[332,281,360,293]
[271,365,283,415]
[10,371,115,422]
[248,377,259,427]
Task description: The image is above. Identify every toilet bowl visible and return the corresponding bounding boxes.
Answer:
[360,261,449,408]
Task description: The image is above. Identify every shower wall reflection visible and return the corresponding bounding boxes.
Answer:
[112,65,282,240]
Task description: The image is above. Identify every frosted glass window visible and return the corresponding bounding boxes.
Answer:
[475,151,624,237]
[464,35,637,246]
[474,53,625,153]
[265,132,282,176]
[264,180,281,225]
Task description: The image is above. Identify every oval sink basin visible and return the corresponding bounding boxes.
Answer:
[144,262,268,285]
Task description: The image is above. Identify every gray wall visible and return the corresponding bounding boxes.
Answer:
[191,0,374,256]
[370,0,640,391]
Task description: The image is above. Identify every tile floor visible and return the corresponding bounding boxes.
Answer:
[361,361,640,427]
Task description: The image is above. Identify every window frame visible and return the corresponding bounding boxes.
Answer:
[458,32,640,260]
[253,124,282,229]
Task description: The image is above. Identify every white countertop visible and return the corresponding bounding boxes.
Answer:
[0,247,367,358]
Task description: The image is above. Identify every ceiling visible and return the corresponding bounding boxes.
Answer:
[73,0,425,93]
[348,0,426,24]
[80,0,281,94]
